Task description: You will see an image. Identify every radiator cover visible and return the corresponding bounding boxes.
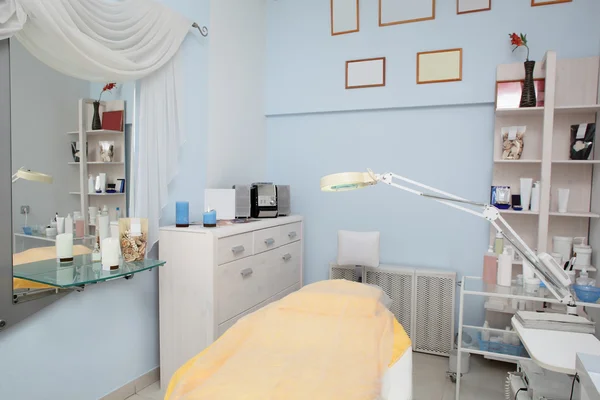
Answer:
[330,263,456,356]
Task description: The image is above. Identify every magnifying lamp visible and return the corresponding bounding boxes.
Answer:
[12,168,53,184]
[321,169,576,313]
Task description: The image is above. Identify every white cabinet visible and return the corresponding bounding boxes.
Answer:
[158,216,303,387]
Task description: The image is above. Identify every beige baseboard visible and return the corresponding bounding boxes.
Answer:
[100,367,159,400]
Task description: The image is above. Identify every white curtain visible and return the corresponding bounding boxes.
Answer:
[0,0,193,250]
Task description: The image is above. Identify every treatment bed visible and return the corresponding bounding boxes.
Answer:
[165,280,413,400]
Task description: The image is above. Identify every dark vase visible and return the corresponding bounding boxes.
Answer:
[520,60,537,108]
[92,101,102,130]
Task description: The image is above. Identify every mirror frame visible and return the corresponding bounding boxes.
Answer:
[0,39,66,333]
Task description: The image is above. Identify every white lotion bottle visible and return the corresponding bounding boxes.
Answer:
[497,248,512,287]
[530,181,540,212]
[520,178,533,211]
[64,214,73,235]
[88,175,95,194]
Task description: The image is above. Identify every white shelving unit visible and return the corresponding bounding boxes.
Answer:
[69,99,127,235]
[487,52,599,336]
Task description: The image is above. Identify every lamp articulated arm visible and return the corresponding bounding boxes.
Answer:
[375,172,575,306]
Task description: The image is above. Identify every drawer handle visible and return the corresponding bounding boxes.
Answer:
[264,238,275,246]
[240,268,253,278]
[282,253,292,261]
[288,231,297,239]
[231,245,245,254]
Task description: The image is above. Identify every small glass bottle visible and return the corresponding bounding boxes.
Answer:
[115,207,121,220]
[494,232,504,255]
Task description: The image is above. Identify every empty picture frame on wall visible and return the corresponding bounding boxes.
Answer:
[417,49,462,84]
[331,0,360,36]
[531,0,571,6]
[457,0,491,14]
[379,0,435,26]
[346,57,386,89]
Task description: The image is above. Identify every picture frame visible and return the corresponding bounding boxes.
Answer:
[495,79,545,109]
[379,0,435,27]
[531,0,571,7]
[457,0,491,14]
[345,57,386,89]
[416,48,462,85]
[331,0,360,36]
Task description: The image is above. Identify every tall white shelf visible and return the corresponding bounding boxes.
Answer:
[487,53,599,328]
[68,99,127,235]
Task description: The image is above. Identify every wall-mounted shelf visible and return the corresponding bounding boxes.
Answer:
[13,254,165,289]
[554,104,600,114]
[494,159,542,164]
[67,129,123,136]
[70,192,125,196]
[68,162,125,165]
[498,209,539,216]
[496,105,600,116]
[552,160,600,165]
[491,53,599,256]
[549,211,600,218]
[70,99,127,234]
[495,107,544,117]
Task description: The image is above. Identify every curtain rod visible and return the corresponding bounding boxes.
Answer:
[192,22,208,37]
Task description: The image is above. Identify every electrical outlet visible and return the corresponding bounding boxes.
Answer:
[20,205,30,215]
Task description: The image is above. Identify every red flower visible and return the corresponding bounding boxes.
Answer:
[98,82,117,101]
[508,32,530,61]
[102,83,117,92]
[510,33,523,47]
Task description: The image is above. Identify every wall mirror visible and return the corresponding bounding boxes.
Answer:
[1,38,133,329]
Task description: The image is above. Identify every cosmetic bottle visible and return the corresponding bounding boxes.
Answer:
[497,248,512,287]
[64,213,73,235]
[494,232,504,255]
[88,175,95,194]
[483,245,497,284]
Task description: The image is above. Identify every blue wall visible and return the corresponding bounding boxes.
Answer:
[266,0,600,115]
[265,0,600,325]
[0,1,210,399]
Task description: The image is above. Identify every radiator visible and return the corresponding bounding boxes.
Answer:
[331,263,456,356]
[329,263,362,281]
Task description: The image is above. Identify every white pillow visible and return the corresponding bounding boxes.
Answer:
[337,230,380,268]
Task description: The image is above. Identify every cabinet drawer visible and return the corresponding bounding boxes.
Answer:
[272,282,301,302]
[217,233,253,265]
[253,226,280,254]
[217,301,265,338]
[216,254,270,323]
[216,282,302,338]
[279,222,301,245]
[270,242,302,295]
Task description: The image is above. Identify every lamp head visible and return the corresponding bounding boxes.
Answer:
[320,172,378,192]
[13,168,53,184]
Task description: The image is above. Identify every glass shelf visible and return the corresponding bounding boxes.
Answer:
[13,254,165,288]
[463,276,600,308]
[460,325,530,362]
[14,232,95,243]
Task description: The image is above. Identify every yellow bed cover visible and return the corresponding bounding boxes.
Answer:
[166,280,411,400]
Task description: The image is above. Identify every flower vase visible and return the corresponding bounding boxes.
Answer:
[519,60,536,108]
[92,101,102,130]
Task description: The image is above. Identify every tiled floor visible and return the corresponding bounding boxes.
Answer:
[126,352,511,400]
